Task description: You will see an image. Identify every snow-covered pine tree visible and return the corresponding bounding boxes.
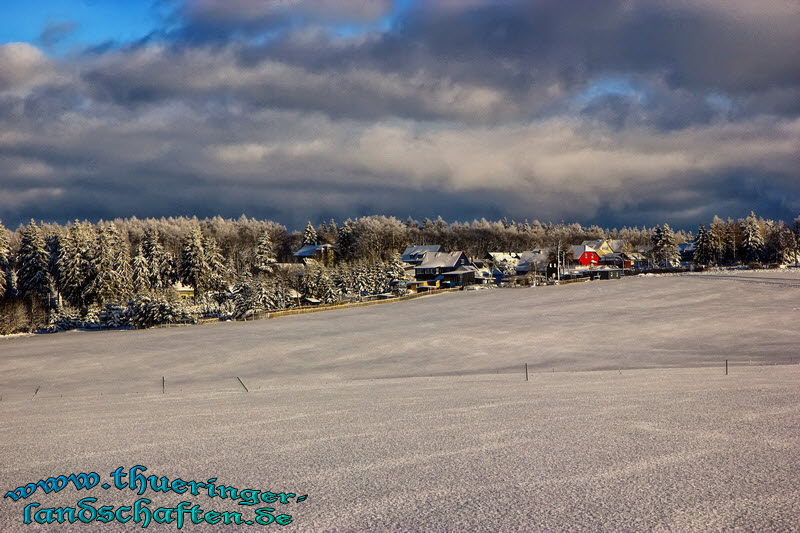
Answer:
[651,224,680,267]
[58,222,94,309]
[203,234,227,293]
[741,212,764,264]
[336,221,355,262]
[269,280,288,310]
[131,245,150,295]
[181,227,208,299]
[232,275,255,318]
[319,277,339,304]
[87,223,130,305]
[16,220,53,306]
[692,224,714,266]
[386,253,406,282]
[659,224,681,267]
[764,221,793,264]
[253,230,277,276]
[302,264,321,299]
[142,228,172,290]
[0,220,11,298]
[45,232,63,299]
[302,221,318,246]
[114,227,133,298]
[352,262,369,296]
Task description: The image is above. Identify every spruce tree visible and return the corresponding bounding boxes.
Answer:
[59,222,94,308]
[302,221,318,246]
[651,224,680,267]
[181,227,208,300]
[741,212,764,264]
[336,221,355,262]
[253,230,276,276]
[693,224,714,266]
[131,245,150,295]
[203,234,227,294]
[88,223,130,304]
[142,228,171,290]
[17,220,53,306]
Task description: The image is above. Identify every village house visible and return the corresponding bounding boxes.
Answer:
[571,245,600,266]
[414,250,473,284]
[515,250,548,275]
[581,239,629,256]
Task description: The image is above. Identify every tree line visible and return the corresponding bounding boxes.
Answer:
[0,212,798,333]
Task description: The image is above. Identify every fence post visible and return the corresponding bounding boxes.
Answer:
[162,376,165,393]
[725,360,728,375]
[525,363,529,381]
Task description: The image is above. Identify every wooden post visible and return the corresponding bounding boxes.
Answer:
[162,377,165,394]
[525,363,529,381]
[236,377,249,392]
[725,360,728,375]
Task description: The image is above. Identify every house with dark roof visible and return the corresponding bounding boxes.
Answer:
[414,251,471,282]
[402,245,442,264]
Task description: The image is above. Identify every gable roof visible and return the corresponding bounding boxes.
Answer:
[607,239,628,253]
[416,251,467,269]
[581,239,607,249]
[571,245,598,256]
[402,245,441,262]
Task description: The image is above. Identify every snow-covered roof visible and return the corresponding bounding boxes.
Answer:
[286,288,302,299]
[571,245,597,256]
[416,251,466,269]
[402,245,441,262]
[444,265,479,275]
[581,240,607,250]
[516,250,549,271]
[608,239,628,252]
[294,244,333,257]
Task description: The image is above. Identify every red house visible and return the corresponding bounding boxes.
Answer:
[570,245,600,266]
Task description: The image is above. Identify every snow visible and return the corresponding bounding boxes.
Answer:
[1,272,799,531]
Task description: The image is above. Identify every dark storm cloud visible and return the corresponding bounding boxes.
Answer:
[1,0,800,230]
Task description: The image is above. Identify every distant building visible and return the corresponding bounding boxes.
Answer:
[571,245,600,266]
[173,283,194,300]
[580,240,614,256]
[678,243,696,263]
[293,244,335,267]
[515,250,548,275]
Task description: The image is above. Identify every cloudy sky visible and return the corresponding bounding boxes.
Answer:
[1,0,799,230]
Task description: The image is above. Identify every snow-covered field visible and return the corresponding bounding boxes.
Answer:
[1,272,799,531]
